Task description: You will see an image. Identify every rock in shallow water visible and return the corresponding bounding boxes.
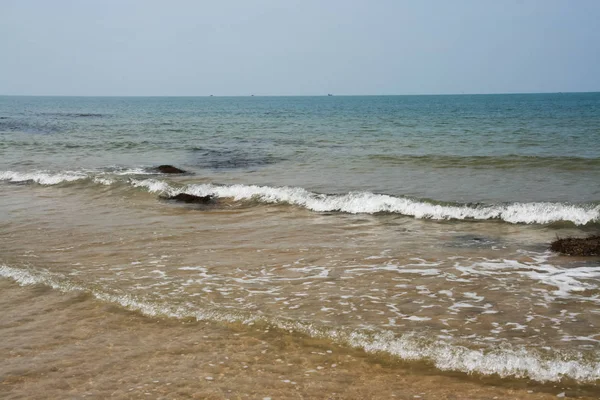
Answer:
[165,193,214,204]
[550,235,600,256]
[155,165,186,174]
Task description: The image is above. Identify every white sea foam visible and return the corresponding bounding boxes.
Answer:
[0,170,88,185]
[403,316,432,321]
[454,253,600,301]
[129,178,175,194]
[2,264,600,384]
[176,182,598,225]
[111,168,155,175]
[345,330,600,384]
[2,171,599,225]
[0,167,158,187]
[93,177,114,185]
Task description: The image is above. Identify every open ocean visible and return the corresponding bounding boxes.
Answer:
[1,93,600,399]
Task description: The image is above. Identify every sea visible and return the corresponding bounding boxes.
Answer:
[1,93,599,399]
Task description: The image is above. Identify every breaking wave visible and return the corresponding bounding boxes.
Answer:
[0,168,158,185]
[0,170,88,185]
[1,264,599,384]
[1,170,598,225]
[142,180,599,226]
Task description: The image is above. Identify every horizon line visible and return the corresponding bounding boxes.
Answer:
[1,90,599,98]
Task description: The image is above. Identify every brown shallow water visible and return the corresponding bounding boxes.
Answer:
[1,177,600,398]
[1,280,594,400]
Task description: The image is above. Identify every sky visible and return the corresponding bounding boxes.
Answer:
[1,0,599,96]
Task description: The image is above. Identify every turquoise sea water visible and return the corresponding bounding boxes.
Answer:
[1,93,599,205]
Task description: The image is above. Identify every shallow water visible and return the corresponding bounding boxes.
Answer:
[7,280,594,400]
[1,94,599,398]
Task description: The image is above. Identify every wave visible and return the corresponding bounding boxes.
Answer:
[1,170,599,225]
[0,168,160,185]
[144,180,599,226]
[1,264,599,384]
[0,170,88,185]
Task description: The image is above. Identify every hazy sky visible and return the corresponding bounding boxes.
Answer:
[1,0,599,96]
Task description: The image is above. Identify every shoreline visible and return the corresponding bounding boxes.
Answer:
[0,180,599,396]
[2,280,593,400]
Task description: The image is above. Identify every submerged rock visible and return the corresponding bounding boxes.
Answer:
[155,165,186,174]
[165,193,214,204]
[550,235,600,256]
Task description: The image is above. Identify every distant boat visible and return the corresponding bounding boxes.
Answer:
[209,95,213,97]
[327,93,333,96]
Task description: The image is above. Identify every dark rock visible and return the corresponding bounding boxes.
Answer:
[550,235,600,256]
[156,165,186,174]
[166,193,213,204]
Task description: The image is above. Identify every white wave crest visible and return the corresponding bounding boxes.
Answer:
[93,177,114,185]
[110,167,156,175]
[0,170,88,185]
[177,182,599,225]
[3,171,599,225]
[346,330,600,383]
[2,264,599,384]
[129,178,175,194]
